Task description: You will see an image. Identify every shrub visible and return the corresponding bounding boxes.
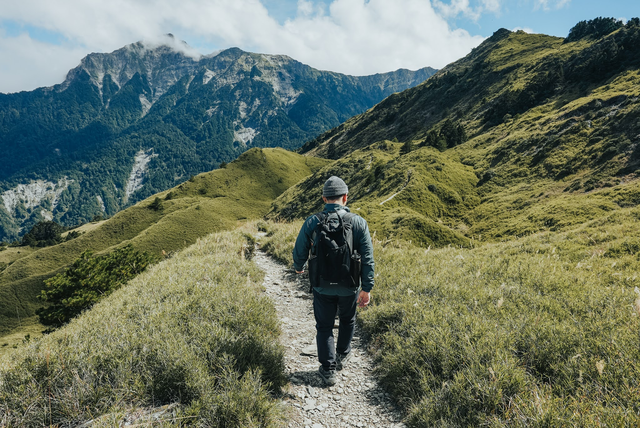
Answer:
[149,197,163,211]
[566,17,624,42]
[20,221,66,247]
[400,140,415,155]
[36,244,154,327]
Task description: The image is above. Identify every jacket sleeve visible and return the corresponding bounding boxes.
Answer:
[355,218,375,292]
[292,216,316,271]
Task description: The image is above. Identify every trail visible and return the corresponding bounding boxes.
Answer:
[252,245,405,428]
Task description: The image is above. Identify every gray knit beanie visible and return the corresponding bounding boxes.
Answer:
[323,176,348,197]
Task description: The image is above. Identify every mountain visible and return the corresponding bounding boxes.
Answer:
[272,20,640,245]
[0,37,435,242]
[3,19,640,427]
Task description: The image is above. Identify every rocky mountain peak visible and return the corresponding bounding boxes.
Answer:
[60,35,204,99]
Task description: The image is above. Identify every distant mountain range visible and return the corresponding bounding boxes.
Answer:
[0,37,435,242]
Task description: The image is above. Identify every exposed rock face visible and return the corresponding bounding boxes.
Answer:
[125,149,158,200]
[61,34,203,101]
[1,178,73,216]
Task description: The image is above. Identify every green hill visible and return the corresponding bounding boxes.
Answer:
[0,148,329,345]
[269,142,479,247]
[271,20,640,246]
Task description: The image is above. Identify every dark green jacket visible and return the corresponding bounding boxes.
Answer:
[293,204,374,294]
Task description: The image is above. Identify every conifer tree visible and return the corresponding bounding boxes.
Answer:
[400,140,415,155]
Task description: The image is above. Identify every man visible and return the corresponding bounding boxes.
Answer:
[293,176,375,386]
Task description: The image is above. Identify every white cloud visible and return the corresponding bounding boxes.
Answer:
[433,0,480,20]
[534,0,571,11]
[0,30,87,93]
[433,0,503,21]
[481,0,502,13]
[277,0,485,75]
[0,0,487,93]
[512,26,535,34]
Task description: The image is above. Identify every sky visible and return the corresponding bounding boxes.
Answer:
[0,0,636,94]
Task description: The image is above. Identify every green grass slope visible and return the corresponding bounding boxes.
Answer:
[259,213,640,426]
[279,22,640,247]
[0,147,329,343]
[0,229,286,427]
[269,141,478,247]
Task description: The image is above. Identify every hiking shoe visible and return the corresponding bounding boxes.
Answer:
[336,351,352,371]
[318,366,337,386]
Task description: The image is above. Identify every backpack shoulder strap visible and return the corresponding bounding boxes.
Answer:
[310,212,328,255]
[340,212,357,254]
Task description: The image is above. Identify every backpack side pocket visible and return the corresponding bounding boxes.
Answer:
[350,250,361,288]
[308,254,319,292]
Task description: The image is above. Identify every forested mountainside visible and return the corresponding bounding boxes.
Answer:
[0,39,434,242]
[0,148,329,338]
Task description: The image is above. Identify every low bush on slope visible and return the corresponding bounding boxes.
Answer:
[260,215,640,426]
[0,230,286,427]
[37,244,154,327]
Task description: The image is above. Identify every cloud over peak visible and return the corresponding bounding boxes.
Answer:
[0,0,486,93]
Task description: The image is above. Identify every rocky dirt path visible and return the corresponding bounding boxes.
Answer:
[252,245,406,428]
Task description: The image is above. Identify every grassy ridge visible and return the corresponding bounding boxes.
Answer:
[259,215,640,426]
[0,230,286,427]
[288,26,640,248]
[269,143,478,247]
[0,148,330,342]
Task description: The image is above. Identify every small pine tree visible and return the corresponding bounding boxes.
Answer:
[21,221,66,247]
[434,136,448,152]
[400,140,415,155]
[149,197,163,211]
[37,245,153,327]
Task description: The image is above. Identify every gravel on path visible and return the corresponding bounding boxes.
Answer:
[252,245,406,428]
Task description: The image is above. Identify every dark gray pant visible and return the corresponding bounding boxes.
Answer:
[313,289,358,370]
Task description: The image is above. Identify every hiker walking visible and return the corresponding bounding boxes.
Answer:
[293,176,374,386]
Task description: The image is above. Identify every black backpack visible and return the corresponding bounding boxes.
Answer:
[308,210,362,292]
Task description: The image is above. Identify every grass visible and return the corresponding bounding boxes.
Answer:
[269,142,477,248]
[259,214,640,426]
[0,148,330,345]
[0,229,286,427]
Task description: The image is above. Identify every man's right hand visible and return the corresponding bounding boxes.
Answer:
[295,270,304,274]
[357,291,370,308]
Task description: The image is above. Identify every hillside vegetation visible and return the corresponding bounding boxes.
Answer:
[259,214,640,426]
[269,142,479,247]
[0,229,285,427]
[279,21,640,247]
[0,148,329,346]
